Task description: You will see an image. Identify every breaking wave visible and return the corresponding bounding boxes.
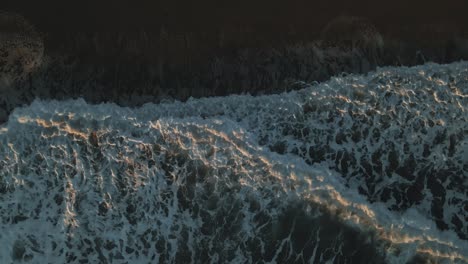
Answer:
[0,62,467,263]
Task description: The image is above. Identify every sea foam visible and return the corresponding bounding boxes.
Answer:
[0,62,467,263]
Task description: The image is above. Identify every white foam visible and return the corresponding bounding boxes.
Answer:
[0,61,467,263]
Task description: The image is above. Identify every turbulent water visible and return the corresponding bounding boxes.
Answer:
[0,62,467,263]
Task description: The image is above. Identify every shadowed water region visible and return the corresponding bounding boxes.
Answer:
[1,9,468,122]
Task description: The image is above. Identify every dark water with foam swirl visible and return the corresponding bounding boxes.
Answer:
[0,62,467,263]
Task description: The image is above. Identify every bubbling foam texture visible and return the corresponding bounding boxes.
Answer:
[0,62,467,263]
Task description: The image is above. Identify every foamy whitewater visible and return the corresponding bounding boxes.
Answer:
[0,62,467,263]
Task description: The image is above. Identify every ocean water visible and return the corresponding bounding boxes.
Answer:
[0,62,467,263]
